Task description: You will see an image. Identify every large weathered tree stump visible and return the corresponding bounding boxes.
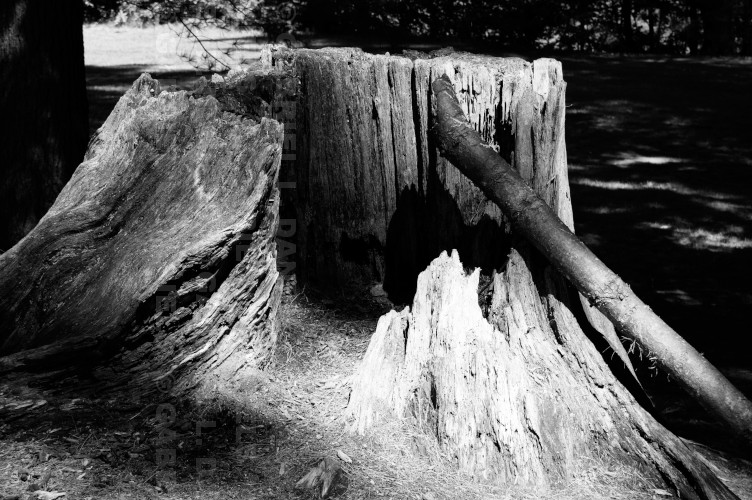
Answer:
[264,47,540,301]
[0,73,284,395]
[348,251,737,499]
[264,45,634,383]
[317,47,743,499]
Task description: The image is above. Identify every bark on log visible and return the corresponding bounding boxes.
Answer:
[348,251,739,499]
[431,74,752,449]
[0,73,284,395]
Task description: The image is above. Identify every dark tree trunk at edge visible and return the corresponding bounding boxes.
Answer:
[0,74,284,398]
[0,0,89,250]
[700,0,737,54]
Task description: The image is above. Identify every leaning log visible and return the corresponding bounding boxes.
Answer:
[430,74,752,449]
[0,73,284,395]
[349,251,738,499]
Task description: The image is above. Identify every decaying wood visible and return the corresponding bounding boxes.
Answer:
[431,73,752,449]
[263,48,520,302]
[349,251,738,499]
[262,47,636,383]
[338,47,742,499]
[0,73,284,394]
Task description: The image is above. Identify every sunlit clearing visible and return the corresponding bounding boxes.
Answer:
[640,222,752,251]
[673,228,752,251]
[572,179,739,201]
[655,289,703,306]
[611,155,683,167]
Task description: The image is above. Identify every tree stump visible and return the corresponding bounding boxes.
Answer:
[264,47,539,301]
[318,48,741,498]
[263,45,633,378]
[0,73,284,395]
[348,251,737,499]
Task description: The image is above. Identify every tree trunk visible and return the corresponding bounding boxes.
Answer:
[263,47,552,303]
[742,0,752,55]
[689,0,702,55]
[622,0,634,52]
[0,0,89,251]
[700,0,736,54]
[0,73,284,396]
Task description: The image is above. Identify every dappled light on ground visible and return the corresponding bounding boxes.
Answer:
[563,55,752,368]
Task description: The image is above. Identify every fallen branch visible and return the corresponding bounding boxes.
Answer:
[431,74,752,447]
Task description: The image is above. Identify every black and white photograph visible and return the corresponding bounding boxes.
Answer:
[1,1,751,499]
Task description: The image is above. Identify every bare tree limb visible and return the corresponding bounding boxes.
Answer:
[177,15,231,70]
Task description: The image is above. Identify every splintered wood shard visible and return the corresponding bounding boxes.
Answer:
[348,251,739,499]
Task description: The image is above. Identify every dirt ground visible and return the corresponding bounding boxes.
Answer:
[3,287,750,500]
[1,23,750,500]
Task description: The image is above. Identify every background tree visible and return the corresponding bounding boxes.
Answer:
[0,0,89,251]
[699,0,737,54]
[741,0,752,54]
[90,0,752,55]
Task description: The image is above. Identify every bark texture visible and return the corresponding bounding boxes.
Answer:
[431,74,752,449]
[263,47,532,302]
[0,74,284,395]
[343,50,741,498]
[0,0,89,250]
[349,251,738,499]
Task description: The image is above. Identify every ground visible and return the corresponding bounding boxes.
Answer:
[1,23,751,500]
[3,286,749,500]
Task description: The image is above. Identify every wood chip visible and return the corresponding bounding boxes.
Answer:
[336,450,352,463]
